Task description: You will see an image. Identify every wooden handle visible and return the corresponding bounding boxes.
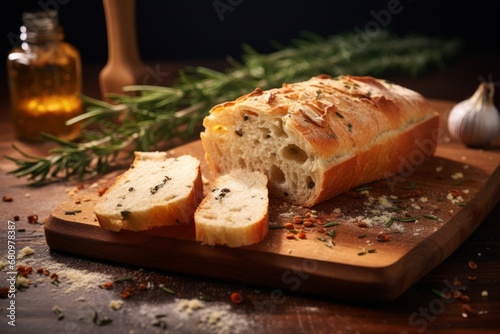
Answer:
[99,0,148,97]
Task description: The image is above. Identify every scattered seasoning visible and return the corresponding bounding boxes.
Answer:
[297,231,307,239]
[354,186,372,192]
[335,111,344,119]
[323,221,340,228]
[161,286,175,295]
[284,222,294,230]
[461,304,475,318]
[230,292,244,304]
[432,288,447,299]
[2,196,13,202]
[152,315,168,329]
[317,237,334,248]
[269,225,286,230]
[358,234,367,239]
[53,306,65,320]
[27,215,38,224]
[100,281,114,290]
[285,232,296,239]
[468,260,478,270]
[128,187,134,192]
[404,182,418,189]
[92,311,113,326]
[114,276,135,283]
[64,210,82,215]
[235,129,244,137]
[326,230,335,238]
[0,287,9,298]
[97,187,108,196]
[423,214,438,220]
[376,233,390,242]
[13,215,20,221]
[120,287,134,299]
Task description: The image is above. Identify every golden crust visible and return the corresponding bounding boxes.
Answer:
[201,75,440,207]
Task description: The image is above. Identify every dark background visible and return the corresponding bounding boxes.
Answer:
[1,0,500,101]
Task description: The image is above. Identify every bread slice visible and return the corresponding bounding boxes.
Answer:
[95,152,203,232]
[201,75,440,207]
[194,169,269,247]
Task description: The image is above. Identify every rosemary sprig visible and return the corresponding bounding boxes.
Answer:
[5,31,461,185]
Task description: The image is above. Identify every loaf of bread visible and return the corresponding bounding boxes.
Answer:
[194,169,269,247]
[95,152,203,231]
[201,75,440,207]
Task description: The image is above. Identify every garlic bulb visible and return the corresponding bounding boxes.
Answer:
[447,82,500,148]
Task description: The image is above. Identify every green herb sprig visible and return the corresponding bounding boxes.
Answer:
[5,31,461,185]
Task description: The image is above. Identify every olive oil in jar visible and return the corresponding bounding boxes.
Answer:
[7,10,82,142]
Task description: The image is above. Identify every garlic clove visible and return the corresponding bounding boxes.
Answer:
[447,82,500,148]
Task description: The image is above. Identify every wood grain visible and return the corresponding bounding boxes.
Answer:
[44,101,500,302]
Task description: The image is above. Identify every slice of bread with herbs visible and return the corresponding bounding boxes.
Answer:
[194,169,269,247]
[95,152,203,232]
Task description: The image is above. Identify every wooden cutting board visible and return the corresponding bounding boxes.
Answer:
[44,100,500,302]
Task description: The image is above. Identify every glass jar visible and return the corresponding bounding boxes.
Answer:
[7,10,82,142]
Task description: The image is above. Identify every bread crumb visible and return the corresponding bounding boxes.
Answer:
[451,172,464,179]
[110,299,124,310]
[481,290,488,297]
[178,298,204,314]
[0,261,6,270]
[436,166,443,172]
[18,246,35,259]
[16,276,30,288]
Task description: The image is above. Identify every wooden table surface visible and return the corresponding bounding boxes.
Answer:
[1,58,499,334]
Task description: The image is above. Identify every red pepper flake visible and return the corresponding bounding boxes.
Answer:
[74,198,82,205]
[76,183,85,190]
[450,189,461,198]
[453,279,462,287]
[27,215,38,224]
[467,275,477,281]
[230,292,244,304]
[376,232,390,242]
[285,232,296,239]
[120,287,134,299]
[43,269,50,276]
[17,265,32,277]
[137,283,147,291]
[2,196,13,202]
[13,216,20,221]
[100,281,114,290]
[293,215,303,224]
[460,294,471,302]
[97,187,109,197]
[0,287,9,298]
[453,291,462,299]
[302,220,313,227]
[297,231,307,239]
[357,221,369,228]
[36,268,44,274]
[284,222,294,230]
[50,273,59,281]
[461,304,475,317]
[468,260,478,270]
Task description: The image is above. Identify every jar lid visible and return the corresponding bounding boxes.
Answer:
[22,10,58,33]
